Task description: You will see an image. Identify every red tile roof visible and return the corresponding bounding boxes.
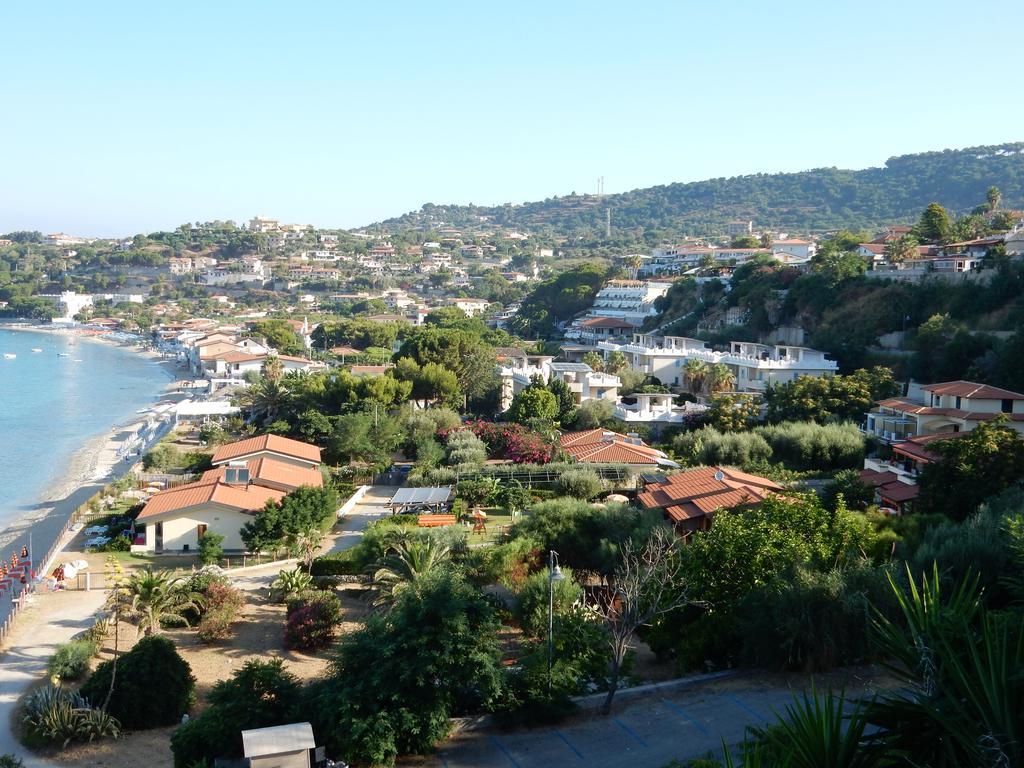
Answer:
[211,435,321,465]
[200,457,322,491]
[137,480,285,521]
[578,316,637,329]
[559,429,673,466]
[921,380,1024,400]
[637,466,782,523]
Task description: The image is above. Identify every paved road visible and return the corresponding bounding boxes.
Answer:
[0,588,106,764]
[407,677,811,768]
[324,485,394,555]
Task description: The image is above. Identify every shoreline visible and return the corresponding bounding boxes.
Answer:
[0,323,185,573]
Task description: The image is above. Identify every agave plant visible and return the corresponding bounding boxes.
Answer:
[744,688,876,768]
[864,564,1024,767]
[22,685,120,748]
[270,567,313,602]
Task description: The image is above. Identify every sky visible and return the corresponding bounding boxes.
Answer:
[2,0,1022,237]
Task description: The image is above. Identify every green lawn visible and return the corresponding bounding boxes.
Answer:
[465,508,520,545]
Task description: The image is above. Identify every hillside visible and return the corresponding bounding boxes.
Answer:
[377,142,1024,237]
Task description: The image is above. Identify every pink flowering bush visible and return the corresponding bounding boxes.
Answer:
[440,421,556,465]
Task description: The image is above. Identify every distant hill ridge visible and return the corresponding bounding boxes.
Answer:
[376,142,1024,237]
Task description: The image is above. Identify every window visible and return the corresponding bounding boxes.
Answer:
[955,396,961,409]
[1002,399,1013,414]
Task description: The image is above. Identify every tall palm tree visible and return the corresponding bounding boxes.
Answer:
[706,363,736,394]
[683,358,708,395]
[369,538,451,608]
[987,185,1002,213]
[123,567,203,636]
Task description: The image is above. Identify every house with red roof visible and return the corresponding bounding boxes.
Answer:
[559,429,679,468]
[865,380,1024,443]
[133,436,325,554]
[636,466,782,533]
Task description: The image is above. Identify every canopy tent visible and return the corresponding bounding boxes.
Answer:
[387,486,453,513]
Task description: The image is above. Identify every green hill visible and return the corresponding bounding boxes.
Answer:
[378,142,1024,237]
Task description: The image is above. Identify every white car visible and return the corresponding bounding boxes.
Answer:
[83,526,107,535]
[84,536,110,548]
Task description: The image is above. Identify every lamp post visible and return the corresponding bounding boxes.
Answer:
[547,550,564,691]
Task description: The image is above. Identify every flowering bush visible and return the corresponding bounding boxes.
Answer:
[441,421,556,465]
[196,582,246,643]
[284,592,342,651]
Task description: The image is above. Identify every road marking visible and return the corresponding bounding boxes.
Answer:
[661,698,711,736]
[554,730,585,760]
[489,735,522,768]
[613,717,648,747]
[723,693,766,721]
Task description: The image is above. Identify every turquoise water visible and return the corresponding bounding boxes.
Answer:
[0,327,168,532]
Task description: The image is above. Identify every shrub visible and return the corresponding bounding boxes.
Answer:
[284,596,341,651]
[81,635,195,729]
[0,755,24,768]
[48,639,97,682]
[198,532,224,565]
[556,468,602,499]
[572,399,615,429]
[310,550,358,576]
[94,534,131,553]
[170,660,303,768]
[515,567,582,637]
[196,582,245,643]
[673,426,771,467]
[457,477,498,506]
[285,590,341,620]
[755,421,865,470]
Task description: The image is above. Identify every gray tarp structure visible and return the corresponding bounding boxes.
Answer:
[387,486,453,512]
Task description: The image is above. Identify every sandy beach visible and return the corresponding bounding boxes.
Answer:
[0,325,186,612]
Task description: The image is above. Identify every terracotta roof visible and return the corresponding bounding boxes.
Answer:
[559,429,673,466]
[212,435,321,465]
[200,457,322,491]
[921,381,1024,400]
[137,480,285,521]
[879,483,919,503]
[216,351,265,363]
[891,432,967,463]
[859,243,886,255]
[637,466,782,522]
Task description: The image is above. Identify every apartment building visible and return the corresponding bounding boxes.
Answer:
[497,353,620,412]
[597,333,837,392]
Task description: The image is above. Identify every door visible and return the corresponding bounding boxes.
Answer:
[197,524,208,542]
[155,522,163,553]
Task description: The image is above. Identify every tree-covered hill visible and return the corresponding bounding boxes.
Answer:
[377,143,1024,237]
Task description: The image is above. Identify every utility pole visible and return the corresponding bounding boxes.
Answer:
[606,208,611,239]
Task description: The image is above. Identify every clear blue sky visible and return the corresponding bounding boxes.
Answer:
[2,0,1021,237]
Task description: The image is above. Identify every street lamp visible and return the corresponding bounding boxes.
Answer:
[547,550,564,691]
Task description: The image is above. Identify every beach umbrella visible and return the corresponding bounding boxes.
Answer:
[70,559,89,570]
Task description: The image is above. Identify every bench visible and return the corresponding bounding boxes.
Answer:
[417,514,457,528]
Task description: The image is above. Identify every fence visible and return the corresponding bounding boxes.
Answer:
[456,464,637,490]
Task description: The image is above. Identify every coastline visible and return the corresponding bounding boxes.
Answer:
[0,323,184,576]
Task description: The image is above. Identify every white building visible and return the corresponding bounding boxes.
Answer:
[249,216,280,233]
[199,260,268,286]
[597,333,837,392]
[497,353,620,412]
[771,239,816,261]
[449,297,491,317]
[585,279,672,325]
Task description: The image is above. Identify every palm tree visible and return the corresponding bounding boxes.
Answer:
[625,254,644,279]
[987,185,1002,213]
[261,355,284,383]
[123,567,203,636]
[369,538,451,608]
[883,235,918,267]
[236,378,290,425]
[581,351,605,373]
[705,363,736,394]
[683,358,708,395]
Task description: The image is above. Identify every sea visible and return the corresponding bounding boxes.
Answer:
[0,327,169,536]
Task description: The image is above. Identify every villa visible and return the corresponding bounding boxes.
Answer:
[133,436,323,554]
[864,380,1024,443]
[559,429,678,468]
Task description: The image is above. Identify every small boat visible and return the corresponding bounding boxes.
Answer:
[57,353,71,357]
[3,353,15,359]
[73,358,83,362]
[31,348,43,353]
